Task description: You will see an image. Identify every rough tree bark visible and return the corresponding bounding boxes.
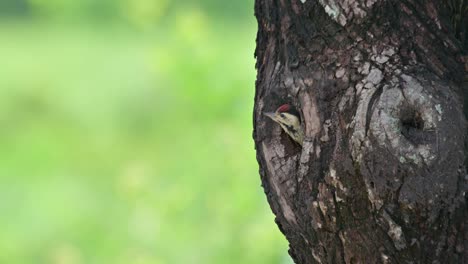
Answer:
[253,0,467,263]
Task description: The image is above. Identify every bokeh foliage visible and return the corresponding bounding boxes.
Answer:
[0,1,291,263]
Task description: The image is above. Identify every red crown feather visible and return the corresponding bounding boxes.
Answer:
[276,104,291,113]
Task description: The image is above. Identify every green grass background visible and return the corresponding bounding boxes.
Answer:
[0,1,291,263]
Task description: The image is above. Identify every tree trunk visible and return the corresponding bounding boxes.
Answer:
[253,0,467,263]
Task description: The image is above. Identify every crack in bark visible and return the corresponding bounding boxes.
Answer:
[365,83,384,136]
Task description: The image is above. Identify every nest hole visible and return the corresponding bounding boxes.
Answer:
[401,108,424,131]
[400,107,434,145]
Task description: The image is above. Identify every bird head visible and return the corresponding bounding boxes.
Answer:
[264,104,301,126]
[264,104,304,145]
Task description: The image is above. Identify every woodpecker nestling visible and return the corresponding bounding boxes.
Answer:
[264,104,304,146]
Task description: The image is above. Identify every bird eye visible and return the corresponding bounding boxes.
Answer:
[280,113,285,118]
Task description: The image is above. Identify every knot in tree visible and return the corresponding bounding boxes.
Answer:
[253,0,467,263]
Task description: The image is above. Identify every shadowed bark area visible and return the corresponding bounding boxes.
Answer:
[253,0,467,263]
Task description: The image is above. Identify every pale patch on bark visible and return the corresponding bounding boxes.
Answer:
[351,74,440,166]
[338,86,356,111]
[350,82,377,162]
[382,211,407,250]
[370,75,438,165]
[315,145,322,157]
[297,91,323,182]
[311,201,324,230]
[298,140,314,183]
[325,166,347,202]
[367,68,383,85]
[262,141,298,225]
[317,183,337,226]
[381,253,390,264]
[366,185,384,210]
[318,0,347,26]
[358,62,371,75]
[320,119,332,142]
[318,0,383,26]
[335,67,346,78]
[312,250,323,263]
[300,91,322,139]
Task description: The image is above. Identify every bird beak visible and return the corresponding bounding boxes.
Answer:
[264,112,276,120]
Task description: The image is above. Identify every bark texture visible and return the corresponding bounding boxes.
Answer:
[253,0,467,263]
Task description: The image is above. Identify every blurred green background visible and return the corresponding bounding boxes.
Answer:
[0,1,291,264]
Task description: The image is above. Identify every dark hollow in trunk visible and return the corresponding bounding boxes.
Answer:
[253,0,467,263]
